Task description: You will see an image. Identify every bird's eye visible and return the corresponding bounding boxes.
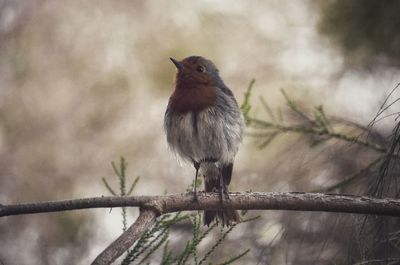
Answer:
[196,65,206,73]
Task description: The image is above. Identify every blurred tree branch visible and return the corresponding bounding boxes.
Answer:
[242,81,399,194]
[2,192,400,264]
[245,88,388,153]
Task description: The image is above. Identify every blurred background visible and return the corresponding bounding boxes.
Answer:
[1,0,400,264]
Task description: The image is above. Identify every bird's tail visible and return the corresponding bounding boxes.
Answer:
[202,164,240,227]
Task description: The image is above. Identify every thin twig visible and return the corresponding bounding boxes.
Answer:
[368,82,400,128]
[92,209,157,265]
[249,118,387,153]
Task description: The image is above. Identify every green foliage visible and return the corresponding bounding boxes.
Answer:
[317,0,400,66]
[240,78,256,126]
[120,212,252,265]
[243,85,386,152]
[102,158,253,265]
[242,84,391,192]
[102,157,140,231]
[241,82,400,265]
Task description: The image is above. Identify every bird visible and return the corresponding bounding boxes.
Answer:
[164,55,244,226]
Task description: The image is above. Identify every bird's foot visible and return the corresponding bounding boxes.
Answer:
[190,191,199,202]
[218,186,230,204]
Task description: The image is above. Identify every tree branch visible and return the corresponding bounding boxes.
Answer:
[3,191,400,264]
[92,209,157,265]
[2,192,400,218]
[249,118,387,153]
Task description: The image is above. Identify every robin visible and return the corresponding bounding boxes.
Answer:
[164,56,244,226]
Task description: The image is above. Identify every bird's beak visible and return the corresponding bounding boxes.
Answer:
[170,57,183,71]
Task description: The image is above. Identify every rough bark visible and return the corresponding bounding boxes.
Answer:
[2,192,400,217]
[3,191,400,264]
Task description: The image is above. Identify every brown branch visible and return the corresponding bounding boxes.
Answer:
[0,196,151,217]
[2,192,400,217]
[92,209,157,265]
[3,191,400,264]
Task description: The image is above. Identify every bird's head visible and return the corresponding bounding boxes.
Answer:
[170,56,222,88]
[168,56,223,113]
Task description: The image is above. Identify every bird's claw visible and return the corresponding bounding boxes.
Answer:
[218,187,230,204]
[190,191,199,202]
